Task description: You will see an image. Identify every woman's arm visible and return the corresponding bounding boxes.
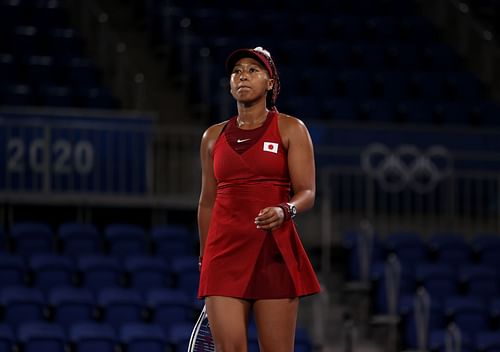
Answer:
[197,125,222,258]
[254,115,316,230]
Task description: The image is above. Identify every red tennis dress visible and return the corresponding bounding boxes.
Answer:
[198,110,321,299]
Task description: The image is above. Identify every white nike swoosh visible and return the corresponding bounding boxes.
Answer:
[237,138,251,143]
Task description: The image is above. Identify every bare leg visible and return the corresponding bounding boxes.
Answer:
[205,296,251,352]
[253,298,299,352]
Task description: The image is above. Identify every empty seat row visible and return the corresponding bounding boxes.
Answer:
[279,97,497,126]
[0,285,195,329]
[1,55,100,88]
[0,320,190,352]
[343,230,500,281]
[0,319,313,352]
[2,222,196,257]
[0,252,199,294]
[400,294,500,351]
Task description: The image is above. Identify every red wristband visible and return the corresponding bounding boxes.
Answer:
[278,203,292,221]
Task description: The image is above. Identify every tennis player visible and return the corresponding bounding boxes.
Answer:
[197,46,320,352]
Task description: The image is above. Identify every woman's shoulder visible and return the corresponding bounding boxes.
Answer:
[202,119,230,141]
[277,112,308,131]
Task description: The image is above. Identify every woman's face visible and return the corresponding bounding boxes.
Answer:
[230,57,274,105]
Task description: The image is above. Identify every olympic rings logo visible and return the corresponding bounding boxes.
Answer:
[361,143,453,193]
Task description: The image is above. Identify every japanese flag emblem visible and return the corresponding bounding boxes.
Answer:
[263,142,278,154]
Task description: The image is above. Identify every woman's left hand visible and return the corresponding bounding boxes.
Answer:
[254,207,285,231]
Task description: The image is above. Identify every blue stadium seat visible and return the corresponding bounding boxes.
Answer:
[146,288,193,326]
[397,100,435,124]
[119,323,167,352]
[170,255,201,296]
[46,27,83,58]
[330,15,364,40]
[415,263,457,298]
[458,264,498,301]
[364,17,399,42]
[336,69,373,98]
[428,327,473,352]
[150,224,194,258]
[422,43,461,71]
[385,230,427,266]
[168,322,195,352]
[321,98,358,121]
[398,293,446,349]
[444,71,484,100]
[410,71,445,100]
[97,287,144,329]
[123,255,173,293]
[0,325,14,352]
[472,232,500,266]
[0,253,27,286]
[77,254,123,291]
[17,322,66,352]
[0,53,18,84]
[9,25,40,56]
[428,232,471,265]
[314,41,352,67]
[434,101,472,126]
[0,286,46,327]
[38,84,73,107]
[26,55,55,85]
[372,71,411,100]
[29,253,75,291]
[475,331,500,352]
[48,286,95,326]
[386,43,420,69]
[1,83,35,106]
[359,99,395,122]
[58,222,102,256]
[10,222,54,255]
[69,322,117,352]
[295,327,313,352]
[104,223,148,258]
[351,42,387,68]
[445,296,489,335]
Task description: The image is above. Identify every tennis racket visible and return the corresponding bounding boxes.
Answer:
[188,304,216,352]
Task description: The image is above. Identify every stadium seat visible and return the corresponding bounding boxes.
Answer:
[170,255,201,296]
[385,230,427,266]
[119,322,167,352]
[97,287,144,328]
[123,255,173,293]
[0,325,15,352]
[0,253,27,287]
[471,232,500,266]
[475,331,500,352]
[29,253,76,291]
[427,232,471,265]
[17,322,66,352]
[0,286,46,327]
[415,263,457,298]
[104,223,148,258]
[445,296,489,335]
[48,286,95,326]
[77,254,123,291]
[58,222,102,256]
[146,288,193,326]
[150,224,194,258]
[167,322,194,352]
[69,322,117,352]
[458,264,498,301]
[10,222,54,255]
